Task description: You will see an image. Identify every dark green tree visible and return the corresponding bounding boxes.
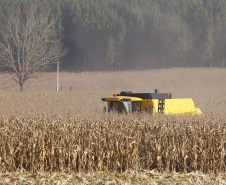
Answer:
[105,35,116,71]
[202,1,214,67]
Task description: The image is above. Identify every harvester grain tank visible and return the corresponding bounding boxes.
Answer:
[101,90,202,115]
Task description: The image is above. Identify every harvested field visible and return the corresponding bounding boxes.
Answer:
[0,170,225,184]
[0,68,225,184]
[0,68,225,115]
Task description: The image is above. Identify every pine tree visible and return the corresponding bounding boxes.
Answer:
[202,1,214,67]
[105,35,115,71]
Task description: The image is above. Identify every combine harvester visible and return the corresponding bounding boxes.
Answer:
[102,89,202,115]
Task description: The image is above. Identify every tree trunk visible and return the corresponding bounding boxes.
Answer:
[20,83,23,92]
[210,56,212,68]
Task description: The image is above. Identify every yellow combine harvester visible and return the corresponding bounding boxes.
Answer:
[102,90,202,115]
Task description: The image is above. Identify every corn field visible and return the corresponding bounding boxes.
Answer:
[0,114,225,174]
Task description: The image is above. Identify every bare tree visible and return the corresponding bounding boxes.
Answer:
[0,5,66,91]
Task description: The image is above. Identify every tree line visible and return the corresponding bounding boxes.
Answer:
[0,0,225,72]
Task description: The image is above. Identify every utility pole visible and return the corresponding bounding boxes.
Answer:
[223,50,225,68]
[56,62,59,92]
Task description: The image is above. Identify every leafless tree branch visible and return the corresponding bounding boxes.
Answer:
[0,4,67,91]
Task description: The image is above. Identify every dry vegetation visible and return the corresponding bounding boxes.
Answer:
[0,68,225,184]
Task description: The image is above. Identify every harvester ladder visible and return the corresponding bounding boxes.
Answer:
[158,99,165,113]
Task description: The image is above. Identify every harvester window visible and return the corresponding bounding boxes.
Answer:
[108,102,128,114]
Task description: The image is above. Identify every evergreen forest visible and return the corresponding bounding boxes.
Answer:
[0,0,225,71]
